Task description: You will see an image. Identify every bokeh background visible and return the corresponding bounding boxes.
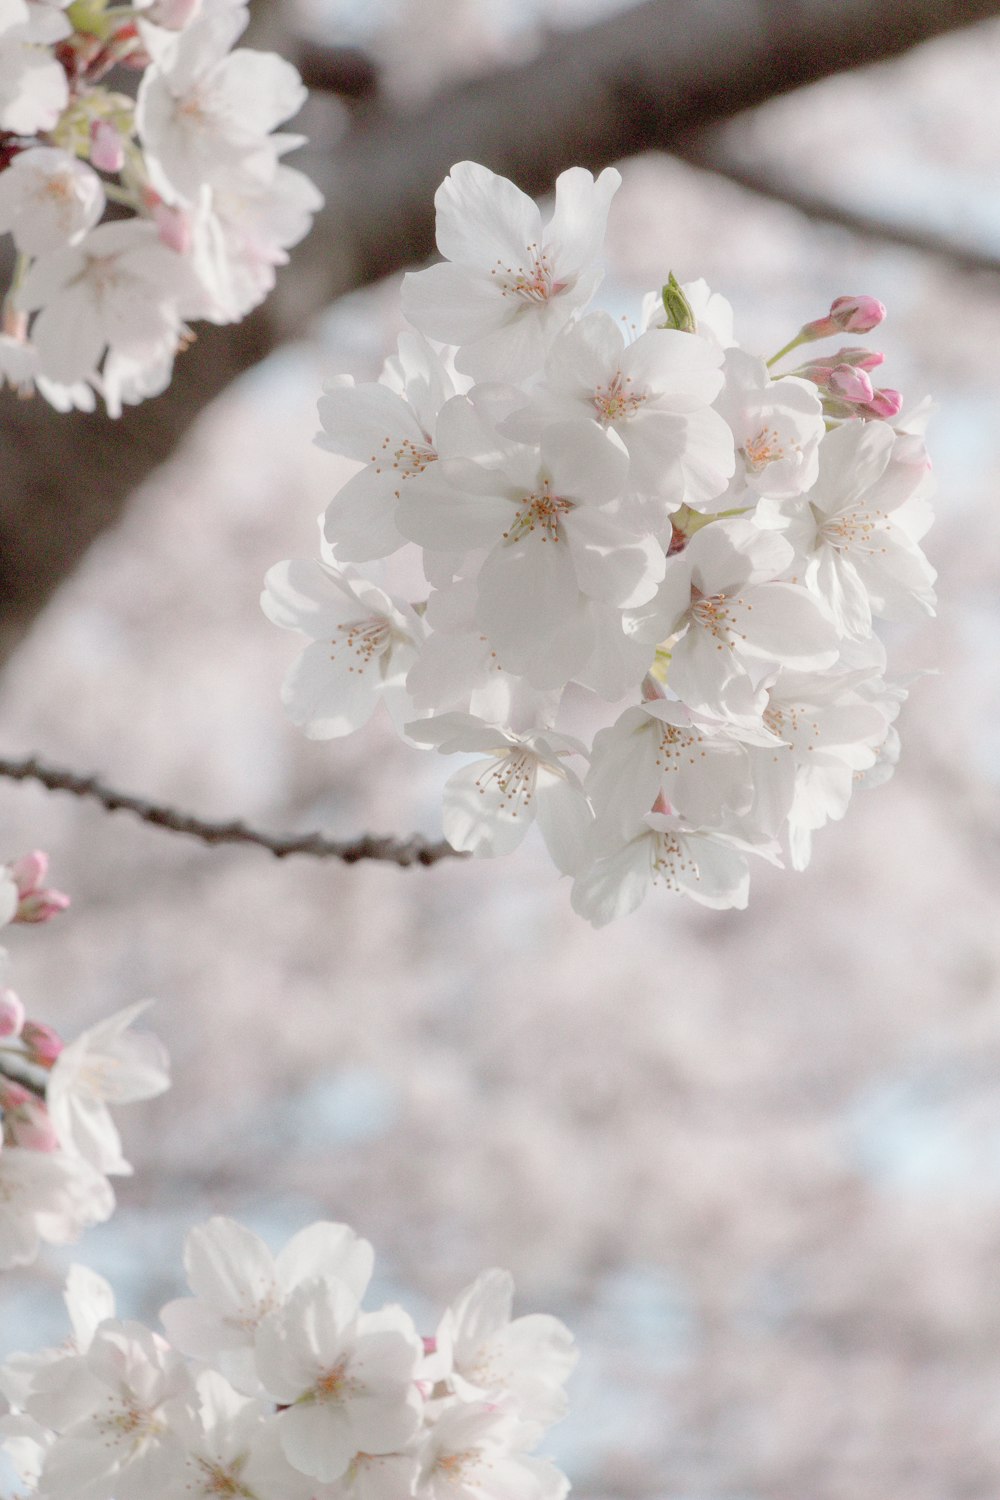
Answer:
[3,4,1000,1497]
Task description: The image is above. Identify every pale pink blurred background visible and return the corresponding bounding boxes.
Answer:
[3,6,1000,1497]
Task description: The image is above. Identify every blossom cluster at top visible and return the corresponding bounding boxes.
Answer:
[265,160,936,924]
[0,0,320,413]
[0,850,169,1268]
[0,1214,576,1500]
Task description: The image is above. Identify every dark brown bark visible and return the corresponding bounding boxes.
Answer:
[2,0,999,664]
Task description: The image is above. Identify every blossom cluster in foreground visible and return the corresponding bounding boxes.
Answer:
[0,0,319,413]
[265,160,936,924]
[0,851,169,1268]
[0,1214,576,1500]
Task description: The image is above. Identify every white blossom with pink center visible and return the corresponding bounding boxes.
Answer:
[255,1279,423,1484]
[504,308,735,514]
[401,159,621,382]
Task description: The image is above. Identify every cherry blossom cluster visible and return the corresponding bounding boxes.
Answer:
[0,0,319,413]
[0,1213,576,1500]
[265,161,936,924]
[0,850,169,1269]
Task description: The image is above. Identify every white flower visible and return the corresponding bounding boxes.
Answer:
[255,1279,423,1484]
[160,1216,374,1395]
[630,518,839,725]
[0,148,105,256]
[756,419,936,637]
[318,333,462,564]
[136,7,306,201]
[0,1148,113,1270]
[407,712,593,872]
[572,812,780,924]
[505,310,734,512]
[401,160,620,382]
[19,220,196,387]
[714,347,825,502]
[261,558,426,739]
[32,1320,192,1500]
[433,1267,577,1425]
[46,1002,170,1176]
[585,698,768,840]
[416,1403,568,1500]
[173,1369,313,1500]
[0,1,71,134]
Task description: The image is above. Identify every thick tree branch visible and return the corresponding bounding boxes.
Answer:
[0,755,466,867]
[3,0,1000,664]
[675,132,1000,276]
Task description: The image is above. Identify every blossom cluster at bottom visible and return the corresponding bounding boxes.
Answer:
[0,1215,576,1500]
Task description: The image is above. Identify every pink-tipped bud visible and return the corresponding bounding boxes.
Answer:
[152,199,193,256]
[90,119,125,174]
[0,987,24,1039]
[0,1079,59,1152]
[801,346,885,374]
[829,295,886,334]
[801,295,886,341]
[20,1021,63,1068]
[826,365,875,404]
[9,851,70,924]
[422,1336,437,1356]
[861,387,904,421]
[799,363,875,405]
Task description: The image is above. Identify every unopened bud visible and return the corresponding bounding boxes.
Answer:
[800,294,886,342]
[828,294,885,333]
[20,1021,63,1067]
[660,273,697,334]
[0,1079,59,1152]
[799,362,874,405]
[826,365,875,404]
[0,987,24,1039]
[90,119,124,173]
[861,387,904,421]
[9,851,70,924]
[799,346,885,374]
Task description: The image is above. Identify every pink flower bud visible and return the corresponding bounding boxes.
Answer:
[9,851,70,924]
[801,347,885,374]
[422,1336,437,1356]
[0,987,24,1039]
[798,363,874,404]
[826,365,875,404]
[20,1021,63,1067]
[0,1079,59,1152]
[828,294,886,334]
[90,119,125,174]
[801,295,886,341]
[862,387,904,420]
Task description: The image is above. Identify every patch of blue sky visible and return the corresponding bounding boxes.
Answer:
[283,1064,400,1146]
[842,1065,1000,1193]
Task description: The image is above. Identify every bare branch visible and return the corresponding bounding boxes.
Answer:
[296,42,380,101]
[0,755,466,868]
[675,132,1000,276]
[4,0,1000,662]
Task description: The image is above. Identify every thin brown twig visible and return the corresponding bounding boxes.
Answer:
[0,755,466,868]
